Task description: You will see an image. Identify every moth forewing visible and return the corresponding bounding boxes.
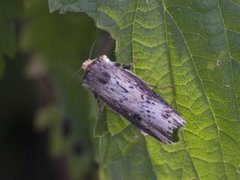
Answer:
[82,55,186,144]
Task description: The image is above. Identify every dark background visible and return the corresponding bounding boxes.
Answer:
[0,0,115,179]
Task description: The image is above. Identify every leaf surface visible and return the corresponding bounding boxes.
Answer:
[49,0,240,179]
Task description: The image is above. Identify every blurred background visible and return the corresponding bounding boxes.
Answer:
[0,0,115,179]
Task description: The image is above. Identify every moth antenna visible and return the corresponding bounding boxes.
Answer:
[58,41,97,99]
[58,67,82,100]
[88,40,96,60]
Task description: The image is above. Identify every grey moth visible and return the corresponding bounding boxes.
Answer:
[82,55,186,144]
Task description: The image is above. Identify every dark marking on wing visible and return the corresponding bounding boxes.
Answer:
[162,112,171,119]
[121,67,182,116]
[98,71,111,84]
[146,100,151,104]
[132,113,142,122]
[120,85,129,93]
[118,99,123,103]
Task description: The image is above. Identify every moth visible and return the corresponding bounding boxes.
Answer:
[82,55,186,144]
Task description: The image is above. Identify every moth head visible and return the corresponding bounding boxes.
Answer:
[82,55,111,72]
[82,59,95,71]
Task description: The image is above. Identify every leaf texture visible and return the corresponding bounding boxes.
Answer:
[49,0,240,179]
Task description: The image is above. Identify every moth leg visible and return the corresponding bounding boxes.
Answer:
[93,93,108,137]
[116,62,133,70]
[116,57,136,70]
[93,93,106,115]
[121,63,132,70]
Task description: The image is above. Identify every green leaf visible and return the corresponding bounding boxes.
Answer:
[50,0,240,179]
